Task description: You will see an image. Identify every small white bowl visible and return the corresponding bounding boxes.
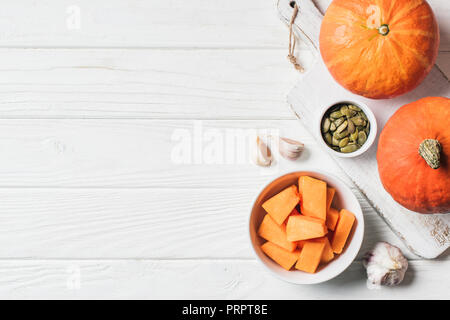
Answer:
[317,100,377,158]
[249,170,364,284]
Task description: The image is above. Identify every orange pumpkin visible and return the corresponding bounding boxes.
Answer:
[319,0,439,99]
[377,97,450,214]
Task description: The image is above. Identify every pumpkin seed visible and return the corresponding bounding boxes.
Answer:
[350,129,359,142]
[330,106,340,114]
[358,131,367,145]
[358,111,368,121]
[333,117,345,127]
[336,120,348,133]
[347,119,355,134]
[365,122,370,135]
[332,136,340,146]
[341,144,358,153]
[348,105,361,111]
[350,116,365,126]
[330,111,343,119]
[330,122,336,131]
[321,103,371,154]
[333,130,349,139]
[340,105,349,117]
[347,110,357,117]
[324,132,332,145]
[339,137,349,148]
[322,118,331,133]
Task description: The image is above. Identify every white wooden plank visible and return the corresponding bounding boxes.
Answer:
[0,119,347,188]
[0,0,447,50]
[0,259,447,299]
[436,52,450,78]
[0,0,288,48]
[0,187,418,260]
[0,48,306,119]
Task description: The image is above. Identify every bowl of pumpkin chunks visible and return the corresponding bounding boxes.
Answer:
[249,170,364,284]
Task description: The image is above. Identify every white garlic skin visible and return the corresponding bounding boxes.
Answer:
[252,136,272,167]
[278,137,304,160]
[363,242,408,288]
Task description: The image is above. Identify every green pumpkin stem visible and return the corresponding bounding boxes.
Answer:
[419,139,441,169]
[378,24,390,36]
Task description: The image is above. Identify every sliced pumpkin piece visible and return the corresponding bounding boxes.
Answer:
[299,176,327,220]
[261,242,301,271]
[289,208,300,216]
[286,215,327,241]
[331,209,356,254]
[262,185,299,225]
[296,240,307,249]
[295,238,326,273]
[320,237,334,264]
[326,207,340,231]
[258,214,297,252]
[326,187,336,212]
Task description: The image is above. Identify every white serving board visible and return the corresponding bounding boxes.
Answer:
[277,0,450,258]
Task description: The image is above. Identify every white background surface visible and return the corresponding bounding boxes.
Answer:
[0,0,448,299]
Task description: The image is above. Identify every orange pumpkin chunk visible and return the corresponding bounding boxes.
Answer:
[289,208,300,216]
[326,187,335,212]
[299,176,327,220]
[296,240,307,249]
[286,215,327,241]
[295,238,326,273]
[331,209,355,254]
[262,185,299,225]
[258,214,297,252]
[320,237,334,264]
[261,242,301,271]
[326,207,340,231]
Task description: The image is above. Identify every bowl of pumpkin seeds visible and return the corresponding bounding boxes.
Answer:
[318,101,377,158]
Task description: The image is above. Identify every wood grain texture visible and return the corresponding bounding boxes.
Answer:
[437,52,450,77]
[0,119,346,188]
[0,187,424,260]
[0,0,446,298]
[0,48,306,119]
[0,259,448,299]
[0,0,286,49]
[0,0,448,50]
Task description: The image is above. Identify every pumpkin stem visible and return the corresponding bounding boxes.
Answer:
[378,24,389,36]
[419,139,441,169]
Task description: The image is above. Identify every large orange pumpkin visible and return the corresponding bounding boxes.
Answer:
[377,97,450,214]
[319,0,439,99]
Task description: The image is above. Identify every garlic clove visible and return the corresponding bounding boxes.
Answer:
[279,137,304,160]
[252,136,272,167]
[363,241,408,289]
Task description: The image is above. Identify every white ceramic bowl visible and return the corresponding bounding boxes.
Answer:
[317,100,377,158]
[249,170,364,284]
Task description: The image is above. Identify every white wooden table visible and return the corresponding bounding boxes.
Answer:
[0,0,448,299]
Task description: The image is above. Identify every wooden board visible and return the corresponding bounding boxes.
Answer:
[0,0,446,299]
[277,0,450,259]
[0,259,448,299]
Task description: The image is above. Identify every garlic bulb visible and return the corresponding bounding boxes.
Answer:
[279,137,304,160]
[252,136,272,167]
[363,242,408,288]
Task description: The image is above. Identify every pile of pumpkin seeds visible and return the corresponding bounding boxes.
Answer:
[321,103,370,153]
